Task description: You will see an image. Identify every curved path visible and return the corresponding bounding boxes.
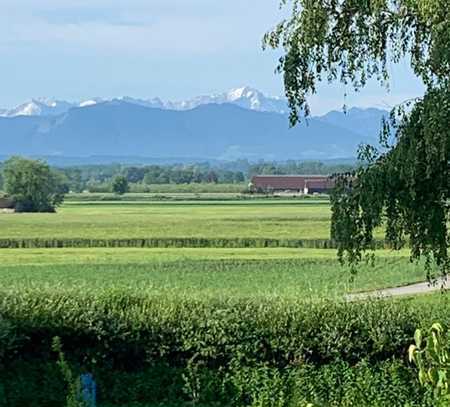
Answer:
[347,277,448,301]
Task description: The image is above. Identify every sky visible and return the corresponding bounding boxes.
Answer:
[1,0,425,114]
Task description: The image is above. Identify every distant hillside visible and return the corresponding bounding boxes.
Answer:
[317,107,388,140]
[0,101,387,161]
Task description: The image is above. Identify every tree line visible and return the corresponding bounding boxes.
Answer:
[0,156,358,211]
[0,160,356,194]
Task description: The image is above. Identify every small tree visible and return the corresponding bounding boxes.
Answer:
[206,171,218,184]
[3,156,67,213]
[112,175,129,195]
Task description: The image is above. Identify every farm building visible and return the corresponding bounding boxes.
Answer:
[250,175,334,194]
[0,196,15,213]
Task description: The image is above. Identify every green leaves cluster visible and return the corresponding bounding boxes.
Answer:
[52,337,88,407]
[264,0,450,124]
[331,87,450,276]
[0,290,444,405]
[409,323,450,405]
[111,175,129,195]
[3,156,67,212]
[265,0,450,275]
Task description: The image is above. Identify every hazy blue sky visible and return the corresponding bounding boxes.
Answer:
[1,0,424,114]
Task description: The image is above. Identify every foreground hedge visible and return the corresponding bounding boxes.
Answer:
[0,290,445,406]
[0,237,386,250]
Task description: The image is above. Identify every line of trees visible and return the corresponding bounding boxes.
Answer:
[52,161,357,193]
[55,164,247,193]
[0,158,359,197]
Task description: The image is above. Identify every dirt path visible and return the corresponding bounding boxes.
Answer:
[347,277,448,300]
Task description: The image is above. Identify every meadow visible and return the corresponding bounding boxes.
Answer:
[0,196,446,407]
[0,199,333,241]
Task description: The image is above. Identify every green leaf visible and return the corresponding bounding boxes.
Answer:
[414,329,423,348]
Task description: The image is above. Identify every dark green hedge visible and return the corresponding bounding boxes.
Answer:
[0,237,386,249]
[0,291,443,406]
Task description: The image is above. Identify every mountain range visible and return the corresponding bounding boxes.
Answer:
[0,87,288,118]
[0,87,387,161]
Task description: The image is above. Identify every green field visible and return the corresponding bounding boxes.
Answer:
[0,248,425,299]
[0,199,423,297]
[0,200,332,240]
[0,197,443,407]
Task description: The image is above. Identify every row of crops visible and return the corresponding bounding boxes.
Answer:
[0,237,386,249]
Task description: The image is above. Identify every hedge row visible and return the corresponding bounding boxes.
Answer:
[64,192,327,202]
[0,359,432,407]
[0,290,445,406]
[0,237,386,249]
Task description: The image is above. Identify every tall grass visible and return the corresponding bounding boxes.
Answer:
[0,256,429,298]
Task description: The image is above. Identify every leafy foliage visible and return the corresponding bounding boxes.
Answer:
[264,0,449,124]
[265,0,450,275]
[0,290,445,405]
[111,175,129,195]
[54,160,353,193]
[52,337,87,407]
[409,322,450,405]
[3,156,67,212]
[331,88,450,276]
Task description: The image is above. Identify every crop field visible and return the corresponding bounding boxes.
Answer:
[0,199,385,249]
[0,248,426,299]
[0,196,446,407]
[0,198,405,300]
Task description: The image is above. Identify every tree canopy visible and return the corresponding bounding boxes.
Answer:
[112,175,129,195]
[265,0,450,276]
[3,157,67,213]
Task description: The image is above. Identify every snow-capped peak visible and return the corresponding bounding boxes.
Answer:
[227,86,260,101]
[0,87,289,117]
[165,86,287,113]
[79,100,98,108]
[17,100,43,116]
[223,86,287,113]
[0,99,75,117]
[116,96,165,109]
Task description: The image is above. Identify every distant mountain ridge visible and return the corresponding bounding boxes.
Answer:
[0,96,387,160]
[1,86,288,117]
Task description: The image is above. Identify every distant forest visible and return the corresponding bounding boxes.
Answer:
[0,159,357,193]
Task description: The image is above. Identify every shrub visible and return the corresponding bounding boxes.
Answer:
[0,291,446,405]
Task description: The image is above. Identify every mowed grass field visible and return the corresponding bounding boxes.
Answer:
[0,200,333,240]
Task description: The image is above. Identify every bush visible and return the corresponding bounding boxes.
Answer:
[0,291,446,406]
